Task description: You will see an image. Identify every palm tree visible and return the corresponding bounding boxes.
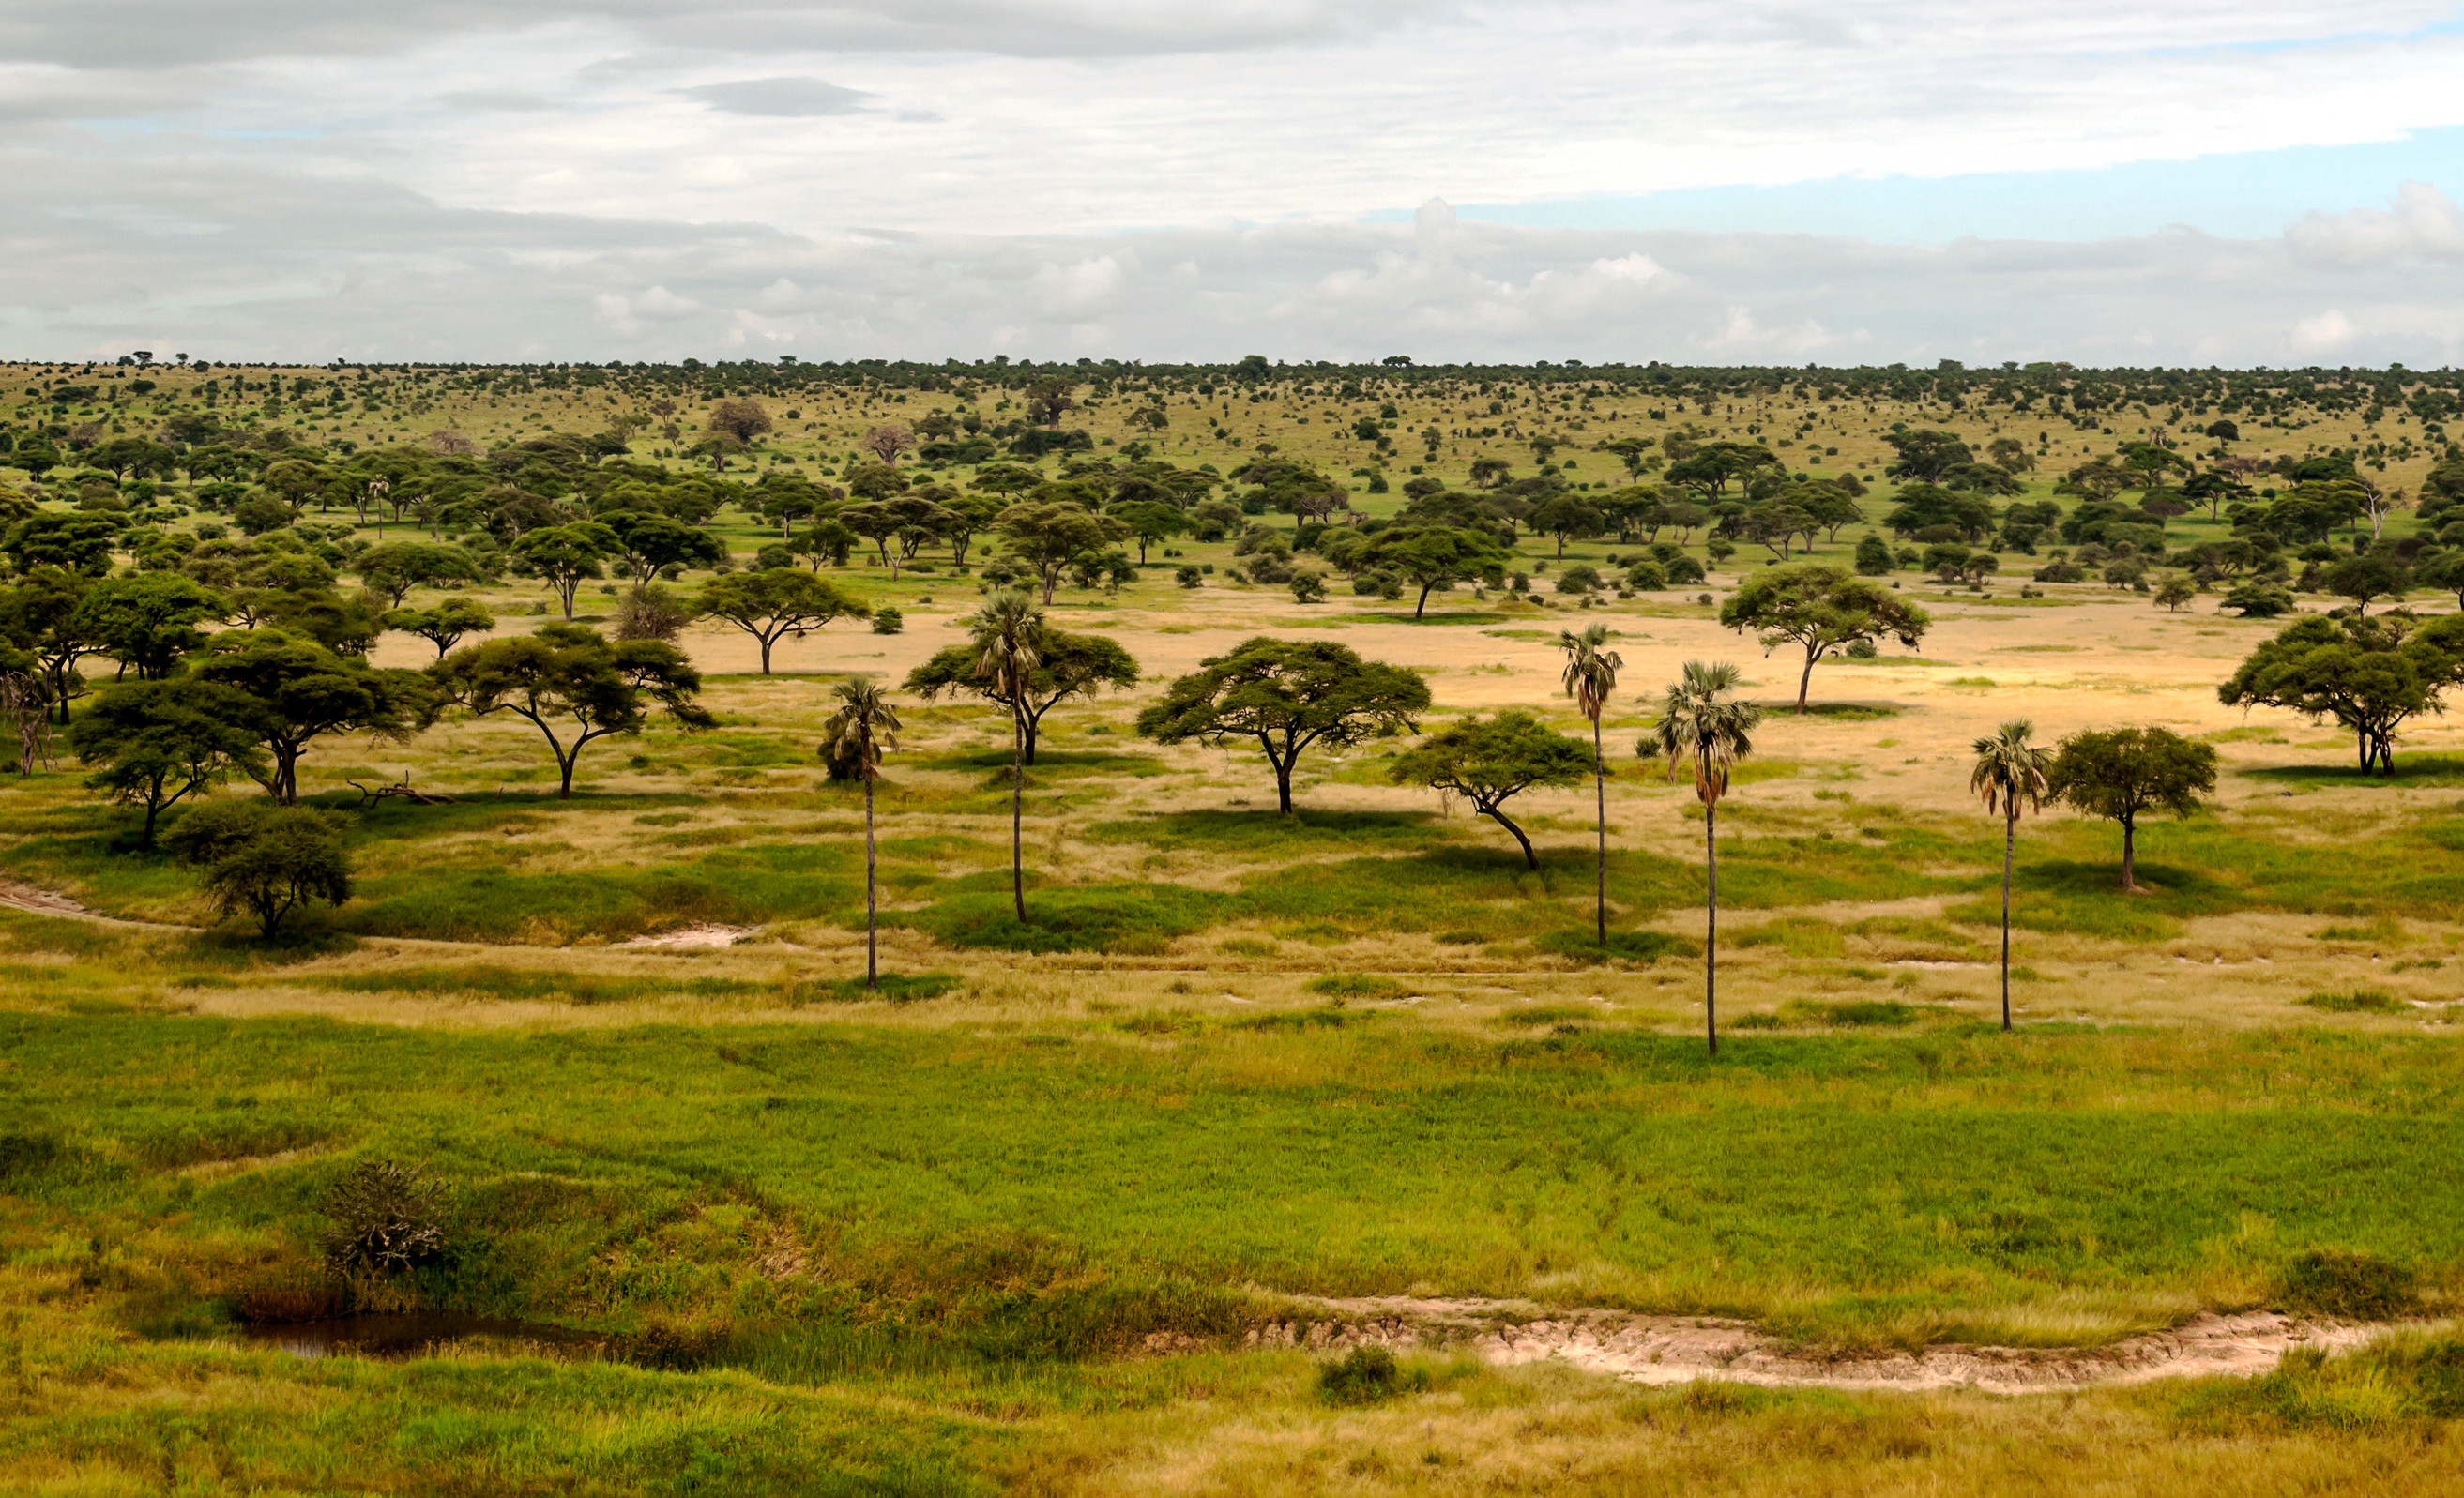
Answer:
[1970,719,2053,1033]
[1558,623,1624,945]
[821,677,902,990]
[1645,661,1763,1059]
[969,590,1043,922]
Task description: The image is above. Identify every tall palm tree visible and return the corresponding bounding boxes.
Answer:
[1645,661,1763,1059]
[969,590,1044,922]
[821,677,902,990]
[1558,624,1624,945]
[1970,719,2053,1033]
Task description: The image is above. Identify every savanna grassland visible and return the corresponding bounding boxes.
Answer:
[4,356,2464,1493]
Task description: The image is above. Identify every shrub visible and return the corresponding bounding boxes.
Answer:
[2279,1248,2419,1320]
[319,1159,448,1276]
[1623,560,1666,591]
[1554,564,1605,595]
[1663,553,1707,584]
[2300,988,2405,1013]
[167,802,353,939]
[612,583,692,642]
[871,606,905,635]
[1176,565,1202,588]
[1306,974,1407,1001]
[1290,570,1329,603]
[1316,1345,1428,1405]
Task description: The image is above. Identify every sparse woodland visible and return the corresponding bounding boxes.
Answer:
[7,353,2464,1494]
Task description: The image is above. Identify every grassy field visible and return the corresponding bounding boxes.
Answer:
[5,359,2464,1491]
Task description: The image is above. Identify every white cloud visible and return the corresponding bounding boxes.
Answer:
[2289,308,2356,353]
[2286,180,2464,267]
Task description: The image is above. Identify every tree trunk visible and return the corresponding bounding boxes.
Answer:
[1797,648,1818,713]
[757,634,774,674]
[1414,582,1434,618]
[1274,757,1295,815]
[1705,799,1719,1059]
[2000,811,2015,1032]
[1489,809,1538,870]
[556,748,578,800]
[1592,719,1607,946]
[1021,716,1040,767]
[2119,814,2137,891]
[1011,711,1027,923]
[864,772,878,990]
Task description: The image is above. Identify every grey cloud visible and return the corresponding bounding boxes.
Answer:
[677,77,869,117]
[8,153,2464,368]
[435,89,560,112]
[0,0,1458,71]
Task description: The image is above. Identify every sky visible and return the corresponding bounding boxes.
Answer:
[6,0,2464,366]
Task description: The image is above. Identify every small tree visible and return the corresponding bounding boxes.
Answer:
[167,800,352,938]
[707,400,773,445]
[859,424,916,465]
[2046,726,2217,891]
[1137,637,1429,814]
[819,677,901,990]
[384,598,496,658]
[1389,712,1592,870]
[1558,623,1622,942]
[1644,661,1762,1059]
[1348,526,1512,617]
[1719,562,1930,712]
[693,569,869,674]
[69,679,266,851]
[2152,574,2197,612]
[1970,720,2053,1032]
[2218,612,2464,774]
[354,542,484,609]
[993,502,1129,604]
[2322,553,2411,615]
[510,522,618,619]
[191,630,431,804]
[905,628,1137,765]
[69,574,228,681]
[430,624,715,798]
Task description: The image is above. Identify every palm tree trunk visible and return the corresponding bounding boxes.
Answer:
[2000,811,2015,1032]
[1592,719,1606,945]
[864,770,879,990]
[1705,798,1719,1060]
[1011,709,1027,922]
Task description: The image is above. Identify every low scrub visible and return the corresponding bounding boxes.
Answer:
[1316,1345,1430,1405]
[2300,988,2407,1014]
[1534,929,1697,965]
[2278,1248,2419,1320]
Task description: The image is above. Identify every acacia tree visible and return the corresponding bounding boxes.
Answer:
[1559,623,1622,942]
[707,400,773,446]
[905,628,1138,764]
[860,424,916,465]
[1348,525,1513,617]
[166,801,352,938]
[69,574,228,681]
[354,542,485,609]
[69,679,267,851]
[384,598,496,658]
[1719,561,1931,712]
[510,522,618,619]
[429,623,715,798]
[191,631,431,804]
[993,502,1130,603]
[692,569,869,673]
[1389,711,1592,869]
[2219,613,2464,774]
[2046,726,2216,891]
[1970,720,2053,1032]
[1136,636,1430,814]
[819,677,901,990]
[1645,660,1762,1060]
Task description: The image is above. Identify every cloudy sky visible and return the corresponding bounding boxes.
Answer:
[7,0,2464,365]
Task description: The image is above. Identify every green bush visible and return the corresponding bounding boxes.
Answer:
[1316,1345,1428,1405]
[1305,974,1407,1002]
[1533,929,1696,964]
[2299,988,2406,1014]
[2279,1248,2419,1320]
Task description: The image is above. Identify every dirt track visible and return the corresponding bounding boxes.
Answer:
[1234,1297,2409,1393]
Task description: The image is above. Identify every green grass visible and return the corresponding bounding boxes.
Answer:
[2300,988,2408,1014]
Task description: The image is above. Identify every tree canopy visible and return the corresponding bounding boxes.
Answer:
[2046,726,2217,890]
[430,622,714,798]
[1136,636,1429,813]
[1388,710,1592,869]
[692,568,868,674]
[1719,562,1930,712]
[2218,612,2464,774]
[905,627,1138,764]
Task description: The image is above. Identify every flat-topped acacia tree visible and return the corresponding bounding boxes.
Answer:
[1719,561,1930,713]
[1388,711,1592,870]
[905,628,1137,767]
[1138,636,1429,814]
[692,569,869,674]
[429,623,715,799]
